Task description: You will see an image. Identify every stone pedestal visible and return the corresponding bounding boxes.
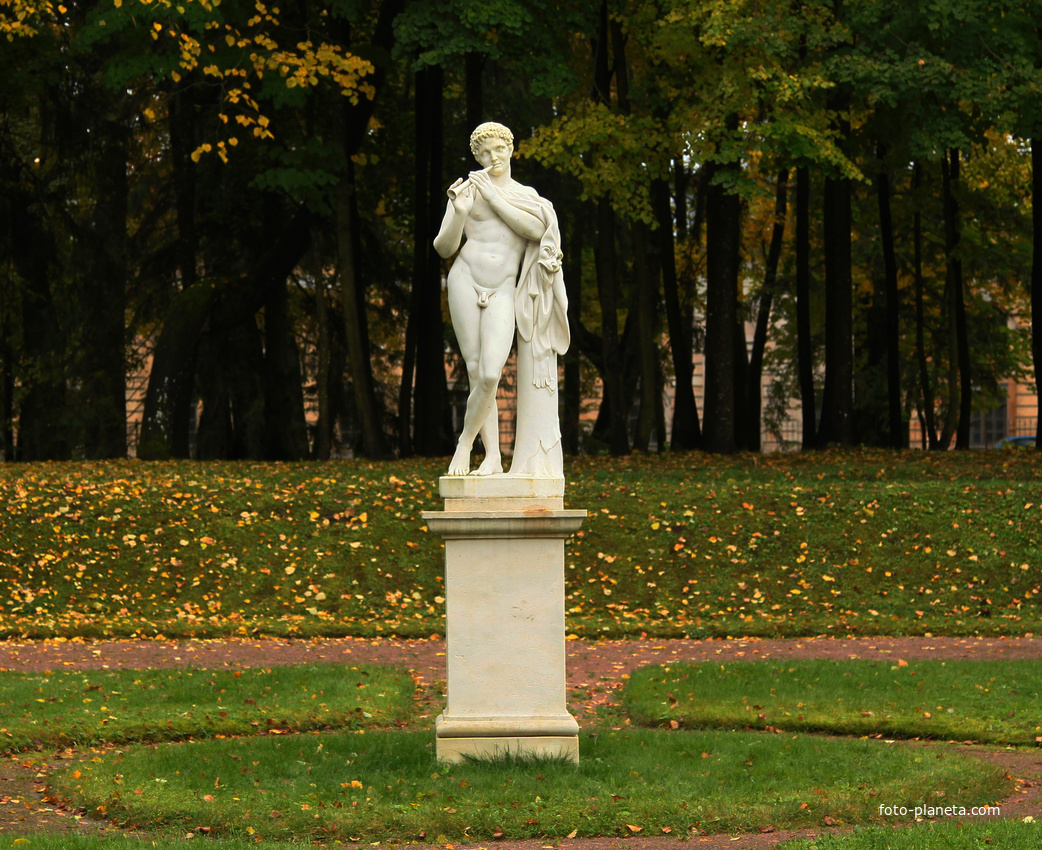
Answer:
[422,475,586,764]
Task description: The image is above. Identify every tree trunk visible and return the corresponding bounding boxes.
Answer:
[410,64,451,456]
[818,167,854,447]
[632,220,659,452]
[654,176,700,450]
[587,0,628,454]
[138,91,201,459]
[259,198,310,461]
[465,52,484,129]
[1033,139,1042,450]
[949,149,971,450]
[334,151,387,458]
[562,208,584,455]
[795,166,816,449]
[314,278,333,460]
[747,169,789,453]
[912,162,940,449]
[595,197,629,454]
[940,151,969,449]
[703,158,741,454]
[82,120,129,459]
[11,207,69,461]
[875,144,905,448]
[263,270,310,460]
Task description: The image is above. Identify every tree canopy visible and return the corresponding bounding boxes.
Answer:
[0,0,1038,460]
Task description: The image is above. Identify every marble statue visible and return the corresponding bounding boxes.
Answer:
[433,122,570,478]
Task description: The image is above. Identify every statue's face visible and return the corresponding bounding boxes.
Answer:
[475,136,512,176]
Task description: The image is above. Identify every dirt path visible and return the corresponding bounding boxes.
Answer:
[2,635,1041,848]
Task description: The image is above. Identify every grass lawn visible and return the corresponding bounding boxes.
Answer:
[623,659,1042,745]
[0,660,1029,847]
[47,728,1010,843]
[780,818,1039,848]
[0,664,415,750]
[1,449,1040,640]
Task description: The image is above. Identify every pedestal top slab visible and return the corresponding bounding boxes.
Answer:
[438,475,565,511]
[439,475,564,499]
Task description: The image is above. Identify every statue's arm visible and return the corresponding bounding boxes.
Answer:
[469,172,545,242]
[485,193,546,242]
[433,199,467,259]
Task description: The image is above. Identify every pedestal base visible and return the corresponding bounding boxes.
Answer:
[423,475,585,765]
[436,735,579,764]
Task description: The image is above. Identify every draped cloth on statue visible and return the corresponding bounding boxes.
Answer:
[498,188,570,477]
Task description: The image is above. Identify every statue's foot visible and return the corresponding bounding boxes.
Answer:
[447,443,471,476]
[474,454,503,476]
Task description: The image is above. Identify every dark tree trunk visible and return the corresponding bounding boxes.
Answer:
[1033,140,1042,450]
[747,169,788,453]
[818,166,854,447]
[465,52,484,129]
[595,197,629,454]
[11,207,69,461]
[138,284,213,459]
[939,151,967,449]
[875,145,905,448]
[562,208,584,455]
[263,267,310,461]
[334,152,387,458]
[138,91,201,459]
[632,220,659,452]
[795,166,817,449]
[314,279,333,460]
[587,0,628,454]
[330,7,399,458]
[82,121,129,459]
[912,162,940,449]
[946,149,971,450]
[409,65,451,456]
[654,176,700,450]
[196,314,265,459]
[703,157,741,454]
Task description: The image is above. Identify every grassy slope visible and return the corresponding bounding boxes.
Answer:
[1,449,1039,639]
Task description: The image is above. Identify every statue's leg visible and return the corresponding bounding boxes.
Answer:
[452,292,513,475]
[475,400,502,475]
[446,268,482,475]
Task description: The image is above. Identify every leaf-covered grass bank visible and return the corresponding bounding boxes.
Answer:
[0,664,415,752]
[48,728,1010,843]
[1,449,1040,639]
[623,659,1042,745]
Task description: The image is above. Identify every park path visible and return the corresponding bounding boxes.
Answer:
[2,634,1041,848]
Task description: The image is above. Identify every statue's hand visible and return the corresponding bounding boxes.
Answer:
[448,178,475,214]
[469,169,498,202]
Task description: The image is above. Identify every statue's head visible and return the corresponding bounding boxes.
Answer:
[470,122,514,161]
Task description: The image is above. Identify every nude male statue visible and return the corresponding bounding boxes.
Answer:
[433,122,547,476]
